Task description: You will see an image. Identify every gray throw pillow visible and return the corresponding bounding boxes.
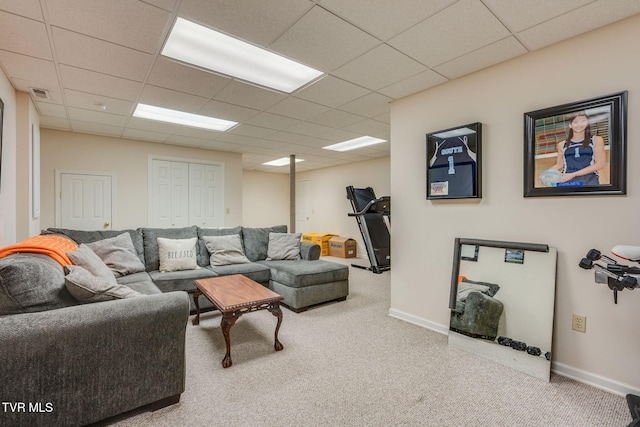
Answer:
[64,265,141,302]
[66,244,117,285]
[203,234,250,266]
[157,237,199,272]
[266,233,302,261]
[86,233,146,277]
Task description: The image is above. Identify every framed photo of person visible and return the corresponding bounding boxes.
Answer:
[426,122,481,200]
[524,91,627,197]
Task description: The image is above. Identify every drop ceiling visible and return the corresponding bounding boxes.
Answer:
[1,0,638,172]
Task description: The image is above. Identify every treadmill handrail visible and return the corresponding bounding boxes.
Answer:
[347,196,390,217]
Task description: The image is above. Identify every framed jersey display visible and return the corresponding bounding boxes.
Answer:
[524,91,627,197]
[426,122,481,200]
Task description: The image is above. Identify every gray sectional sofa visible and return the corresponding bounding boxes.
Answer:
[0,224,348,426]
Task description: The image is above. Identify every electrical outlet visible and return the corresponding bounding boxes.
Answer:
[572,314,586,333]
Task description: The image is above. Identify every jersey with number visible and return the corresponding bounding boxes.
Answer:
[429,136,476,197]
[560,137,599,186]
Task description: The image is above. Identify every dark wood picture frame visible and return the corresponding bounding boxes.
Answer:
[524,91,627,197]
[426,122,481,200]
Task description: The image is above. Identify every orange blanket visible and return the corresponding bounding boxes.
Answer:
[0,235,78,266]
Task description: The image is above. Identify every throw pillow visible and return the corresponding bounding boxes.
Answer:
[66,244,117,285]
[86,233,146,277]
[457,281,490,302]
[203,234,250,266]
[157,237,199,272]
[64,265,141,302]
[266,233,302,261]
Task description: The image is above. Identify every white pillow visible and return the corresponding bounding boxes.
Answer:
[86,233,146,277]
[457,281,491,302]
[65,265,141,302]
[157,237,199,272]
[266,233,302,261]
[66,244,117,285]
[203,234,250,266]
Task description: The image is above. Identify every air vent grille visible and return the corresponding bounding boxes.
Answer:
[30,88,50,100]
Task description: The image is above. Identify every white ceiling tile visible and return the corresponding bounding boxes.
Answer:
[198,100,260,123]
[39,115,71,130]
[267,97,330,121]
[147,57,231,98]
[307,109,365,128]
[123,127,170,143]
[127,117,179,134]
[245,112,301,131]
[0,11,52,60]
[173,125,218,140]
[343,119,388,136]
[60,65,142,101]
[270,6,380,72]
[0,51,57,88]
[517,0,640,50]
[228,124,278,139]
[388,0,511,67]
[434,36,527,80]
[140,0,178,12]
[0,0,43,20]
[138,84,209,113]
[64,89,134,116]
[333,44,427,91]
[319,129,361,143]
[36,102,66,118]
[68,107,128,126]
[378,69,448,99]
[46,0,171,53]
[483,0,593,32]
[53,28,153,81]
[293,76,370,108]
[319,0,456,40]
[338,92,392,118]
[70,120,123,137]
[214,80,286,111]
[178,0,313,46]
[286,121,334,137]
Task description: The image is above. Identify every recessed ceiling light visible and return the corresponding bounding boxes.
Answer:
[323,136,387,152]
[133,103,237,131]
[262,157,305,167]
[162,17,324,93]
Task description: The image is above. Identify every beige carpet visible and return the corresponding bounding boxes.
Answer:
[99,258,631,427]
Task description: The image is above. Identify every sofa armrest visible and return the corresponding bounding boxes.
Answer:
[0,291,190,427]
[300,241,321,260]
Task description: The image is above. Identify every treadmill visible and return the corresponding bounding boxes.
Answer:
[346,186,390,274]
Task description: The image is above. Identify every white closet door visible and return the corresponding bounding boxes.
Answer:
[60,172,112,230]
[171,162,189,227]
[189,163,223,227]
[151,160,189,228]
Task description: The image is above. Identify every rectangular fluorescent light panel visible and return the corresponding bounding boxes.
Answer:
[133,103,237,131]
[323,136,387,152]
[162,17,323,93]
[262,157,305,167]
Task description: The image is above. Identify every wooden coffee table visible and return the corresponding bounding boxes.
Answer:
[192,274,284,368]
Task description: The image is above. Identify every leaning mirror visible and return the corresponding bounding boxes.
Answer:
[448,238,557,381]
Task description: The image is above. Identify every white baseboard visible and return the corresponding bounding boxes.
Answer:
[388,308,640,397]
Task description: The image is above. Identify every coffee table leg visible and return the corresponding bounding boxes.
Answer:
[192,289,202,326]
[268,302,284,352]
[221,311,241,368]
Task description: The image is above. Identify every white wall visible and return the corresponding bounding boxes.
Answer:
[390,15,640,395]
[40,129,244,230]
[16,91,40,240]
[0,70,17,246]
[242,170,290,227]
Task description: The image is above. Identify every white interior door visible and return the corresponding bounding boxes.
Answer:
[150,160,189,228]
[295,179,311,231]
[189,163,223,227]
[59,172,113,230]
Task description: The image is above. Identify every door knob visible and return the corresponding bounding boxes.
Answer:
[104,221,110,228]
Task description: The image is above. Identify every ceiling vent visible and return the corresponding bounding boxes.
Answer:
[30,88,50,100]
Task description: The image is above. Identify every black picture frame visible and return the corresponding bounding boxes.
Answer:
[524,91,627,197]
[426,122,481,200]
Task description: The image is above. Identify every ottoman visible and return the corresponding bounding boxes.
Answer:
[258,260,349,312]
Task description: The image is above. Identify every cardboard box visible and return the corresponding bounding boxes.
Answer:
[328,236,357,258]
[302,233,337,256]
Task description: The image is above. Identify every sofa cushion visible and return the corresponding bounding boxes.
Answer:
[258,260,349,288]
[0,253,77,315]
[86,232,146,277]
[67,244,117,285]
[150,268,218,293]
[266,233,302,261]
[197,226,243,266]
[242,225,287,261]
[157,237,199,272]
[204,262,271,284]
[203,234,250,266]
[142,226,198,271]
[64,265,142,302]
[43,228,145,265]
